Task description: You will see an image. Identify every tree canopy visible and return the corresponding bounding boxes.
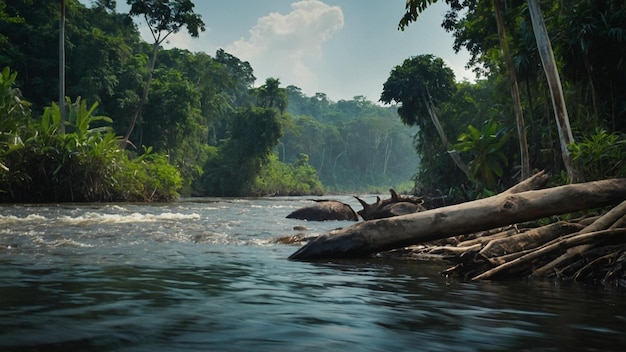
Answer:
[391,0,625,198]
[380,54,455,127]
[1,0,624,202]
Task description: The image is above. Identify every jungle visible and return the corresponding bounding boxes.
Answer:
[0,0,624,203]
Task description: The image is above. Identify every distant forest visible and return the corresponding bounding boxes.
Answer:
[282,91,418,192]
[1,0,624,203]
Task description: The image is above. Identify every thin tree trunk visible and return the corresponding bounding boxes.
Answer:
[383,137,392,177]
[474,228,626,280]
[423,95,470,178]
[494,0,530,180]
[527,0,584,183]
[121,41,160,149]
[583,55,599,119]
[58,0,66,132]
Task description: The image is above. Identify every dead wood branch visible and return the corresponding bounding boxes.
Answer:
[289,176,626,260]
[580,200,626,233]
[477,221,584,259]
[472,228,626,280]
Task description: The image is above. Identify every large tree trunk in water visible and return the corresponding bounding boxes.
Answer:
[493,0,530,180]
[527,0,584,183]
[289,173,626,260]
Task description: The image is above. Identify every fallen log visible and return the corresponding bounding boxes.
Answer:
[486,248,535,266]
[455,226,519,247]
[472,228,626,280]
[611,215,626,229]
[601,250,626,283]
[584,199,626,231]
[354,189,425,220]
[532,243,595,278]
[477,221,584,258]
[288,176,626,260]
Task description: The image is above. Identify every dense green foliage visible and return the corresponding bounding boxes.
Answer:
[196,106,283,196]
[569,129,626,182]
[1,0,624,203]
[0,0,419,199]
[122,0,205,145]
[253,153,324,196]
[393,0,625,200]
[380,54,471,194]
[282,88,419,192]
[454,119,511,192]
[0,67,182,202]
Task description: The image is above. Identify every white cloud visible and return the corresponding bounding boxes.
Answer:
[113,0,472,102]
[225,0,344,90]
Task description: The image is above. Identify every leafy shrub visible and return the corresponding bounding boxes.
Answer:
[194,107,284,196]
[453,119,511,192]
[0,67,182,202]
[569,128,626,181]
[118,146,183,202]
[252,153,324,196]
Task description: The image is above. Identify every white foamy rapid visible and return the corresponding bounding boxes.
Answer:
[0,211,200,226]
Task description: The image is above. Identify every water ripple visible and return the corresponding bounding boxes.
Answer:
[1,199,626,351]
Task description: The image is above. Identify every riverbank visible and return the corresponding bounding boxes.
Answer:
[286,173,626,288]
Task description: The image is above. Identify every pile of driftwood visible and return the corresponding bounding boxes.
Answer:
[288,171,626,287]
[393,202,626,286]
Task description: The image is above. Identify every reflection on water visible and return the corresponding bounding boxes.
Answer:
[1,198,626,351]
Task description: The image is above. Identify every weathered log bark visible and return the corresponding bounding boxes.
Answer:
[611,214,626,229]
[582,200,626,232]
[354,189,425,220]
[288,177,626,260]
[427,244,482,256]
[474,228,626,280]
[532,243,595,278]
[527,0,584,182]
[477,221,584,259]
[486,248,535,267]
[456,227,518,247]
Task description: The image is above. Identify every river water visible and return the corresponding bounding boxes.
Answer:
[1,196,625,351]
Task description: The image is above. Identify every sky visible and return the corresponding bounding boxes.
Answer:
[87,0,473,103]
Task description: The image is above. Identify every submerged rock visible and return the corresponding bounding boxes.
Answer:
[286,200,358,221]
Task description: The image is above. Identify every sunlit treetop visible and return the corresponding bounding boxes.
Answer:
[127,0,205,44]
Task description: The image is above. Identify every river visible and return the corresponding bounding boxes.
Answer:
[1,196,625,351]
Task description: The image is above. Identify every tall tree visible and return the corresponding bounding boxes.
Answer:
[256,78,288,114]
[0,3,23,46]
[198,107,283,196]
[527,0,583,183]
[122,0,205,148]
[59,0,66,128]
[557,0,626,131]
[380,54,470,177]
[493,0,529,180]
[401,0,530,181]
